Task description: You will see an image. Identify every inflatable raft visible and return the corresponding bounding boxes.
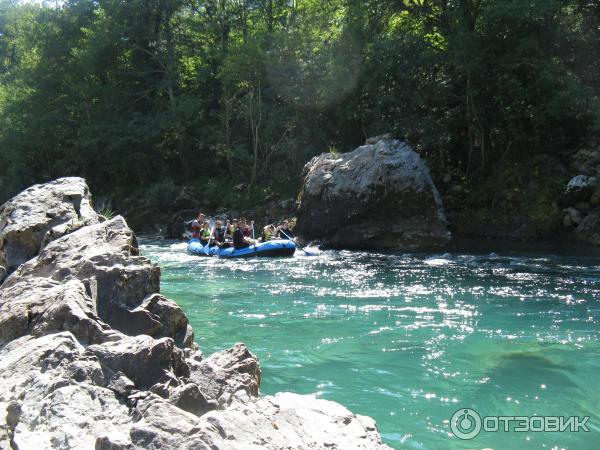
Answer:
[187,239,296,259]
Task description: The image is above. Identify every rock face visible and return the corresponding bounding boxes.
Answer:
[557,174,600,247]
[296,138,451,250]
[0,178,390,449]
[0,177,98,272]
[574,208,600,246]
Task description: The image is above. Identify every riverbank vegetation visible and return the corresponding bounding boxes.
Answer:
[1,0,599,237]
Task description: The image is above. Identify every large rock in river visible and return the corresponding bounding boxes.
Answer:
[0,177,98,272]
[296,138,451,250]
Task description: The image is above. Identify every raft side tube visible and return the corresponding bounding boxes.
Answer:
[187,239,296,258]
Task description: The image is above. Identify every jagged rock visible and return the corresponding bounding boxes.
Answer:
[142,294,195,348]
[192,392,391,449]
[0,266,6,285]
[95,435,135,450]
[1,217,189,344]
[188,343,261,407]
[560,175,598,206]
[169,383,216,416]
[86,336,183,390]
[0,177,98,272]
[0,333,132,450]
[574,208,600,246]
[0,277,115,345]
[129,392,391,449]
[130,394,201,448]
[563,215,573,228]
[296,138,451,250]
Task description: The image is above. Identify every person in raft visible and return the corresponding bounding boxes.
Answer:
[262,223,276,241]
[225,220,235,241]
[241,219,254,238]
[199,220,212,245]
[233,218,256,249]
[191,212,205,240]
[212,219,230,248]
[276,220,295,241]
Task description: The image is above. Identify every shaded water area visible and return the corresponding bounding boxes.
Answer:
[141,239,600,449]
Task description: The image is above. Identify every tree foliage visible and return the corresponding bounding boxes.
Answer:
[0,0,599,206]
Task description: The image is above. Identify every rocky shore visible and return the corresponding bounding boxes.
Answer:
[0,178,390,449]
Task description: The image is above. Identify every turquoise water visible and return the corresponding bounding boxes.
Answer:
[142,240,600,449]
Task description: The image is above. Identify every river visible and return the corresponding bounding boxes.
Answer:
[141,239,600,449]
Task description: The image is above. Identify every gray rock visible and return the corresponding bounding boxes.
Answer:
[0,333,391,449]
[0,266,6,285]
[187,343,261,407]
[0,177,98,272]
[95,435,136,450]
[129,392,392,449]
[0,277,114,345]
[567,207,584,225]
[575,208,600,246]
[192,392,391,449]
[142,294,195,348]
[2,217,188,344]
[563,215,573,228]
[296,138,451,250]
[130,394,202,448]
[169,383,216,416]
[561,175,598,206]
[0,333,133,450]
[86,336,183,390]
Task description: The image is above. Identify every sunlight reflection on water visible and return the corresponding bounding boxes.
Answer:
[141,238,600,450]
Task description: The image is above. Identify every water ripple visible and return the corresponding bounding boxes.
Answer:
[141,238,600,450]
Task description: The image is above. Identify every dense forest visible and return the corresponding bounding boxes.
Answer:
[1,0,599,237]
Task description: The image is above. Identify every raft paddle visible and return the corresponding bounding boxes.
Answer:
[203,218,216,255]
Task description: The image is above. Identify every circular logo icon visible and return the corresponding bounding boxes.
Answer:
[450,408,482,440]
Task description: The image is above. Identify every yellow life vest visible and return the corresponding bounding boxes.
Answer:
[263,226,273,240]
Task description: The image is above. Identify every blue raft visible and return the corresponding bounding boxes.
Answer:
[187,238,296,259]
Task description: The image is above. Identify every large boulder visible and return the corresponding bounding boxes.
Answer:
[296,138,451,250]
[0,177,98,272]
